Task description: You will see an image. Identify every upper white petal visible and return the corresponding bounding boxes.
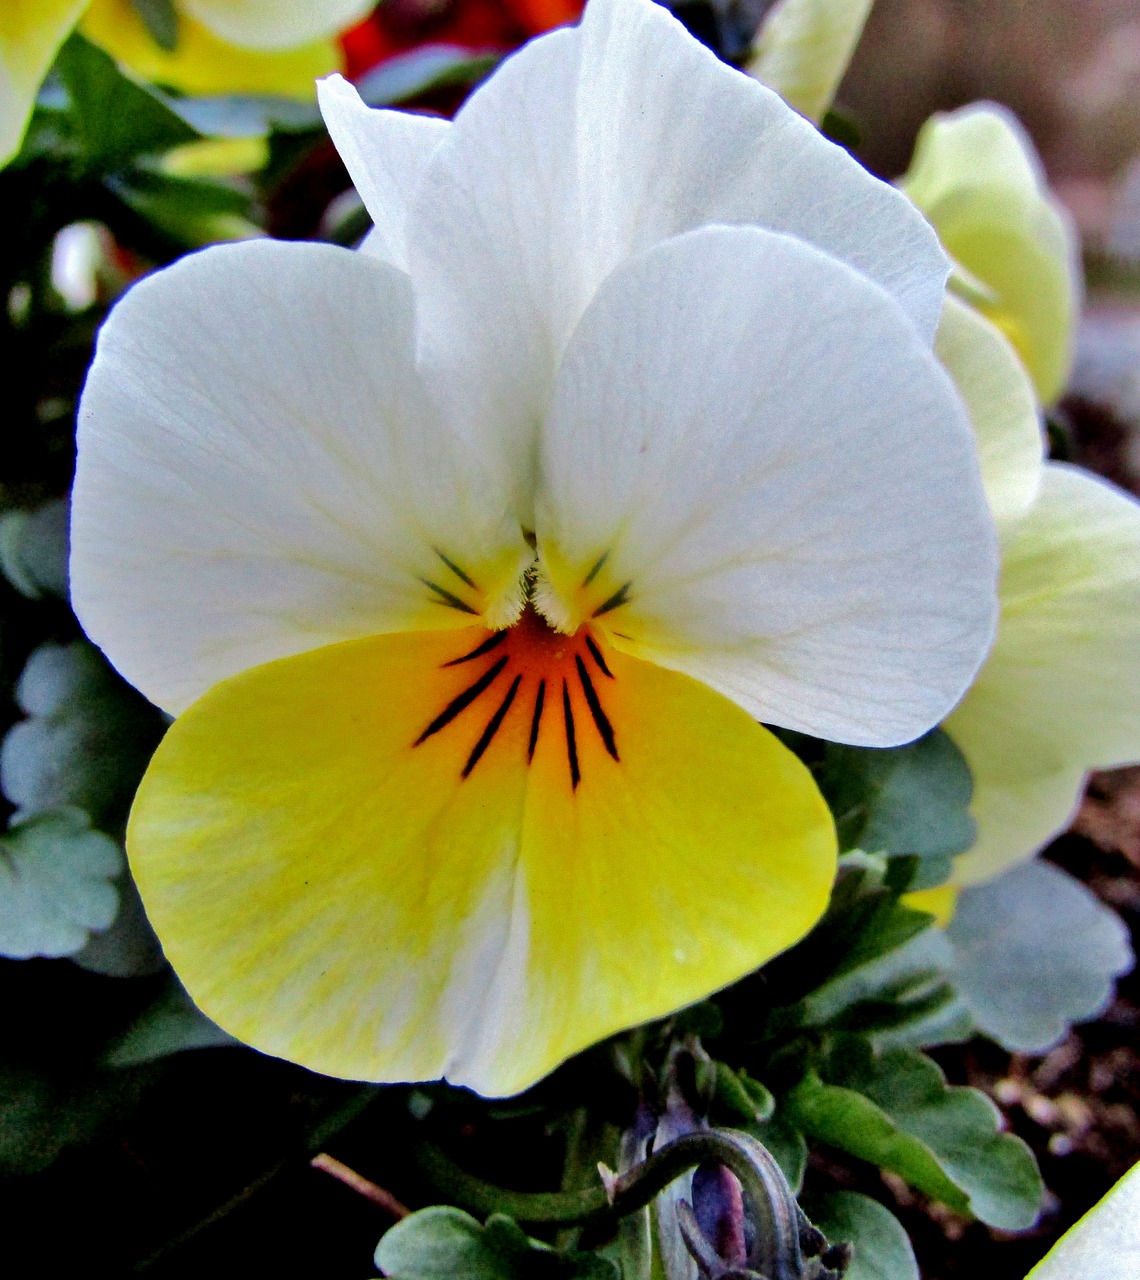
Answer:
[536,225,999,747]
[72,239,527,715]
[405,0,949,517]
[317,75,449,272]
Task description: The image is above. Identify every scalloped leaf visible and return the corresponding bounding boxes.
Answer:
[0,808,123,958]
[947,860,1133,1053]
[786,1044,1042,1229]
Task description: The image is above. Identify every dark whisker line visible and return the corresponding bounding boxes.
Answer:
[443,630,508,666]
[527,679,546,762]
[581,551,609,588]
[576,655,619,761]
[585,635,613,678]
[434,547,477,589]
[463,675,521,777]
[414,656,508,745]
[562,680,580,791]
[420,577,478,615]
[592,581,632,618]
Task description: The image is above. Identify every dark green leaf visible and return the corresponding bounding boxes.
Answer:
[787,1046,1043,1228]
[1,640,165,829]
[947,861,1133,1053]
[106,167,255,247]
[805,1191,918,1280]
[0,808,123,959]
[820,730,975,873]
[105,976,236,1066]
[0,1064,144,1174]
[715,1062,775,1123]
[54,33,200,172]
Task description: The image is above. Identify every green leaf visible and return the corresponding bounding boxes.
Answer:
[715,1062,775,1124]
[375,1208,616,1280]
[786,1045,1042,1229]
[0,1064,144,1174]
[0,808,123,958]
[1,640,165,829]
[805,1191,918,1280]
[819,730,975,879]
[105,976,237,1066]
[53,33,200,172]
[946,861,1133,1053]
[106,167,258,247]
[0,498,69,599]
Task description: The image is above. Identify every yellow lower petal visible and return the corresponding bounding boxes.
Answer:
[128,619,836,1096]
[81,0,340,98]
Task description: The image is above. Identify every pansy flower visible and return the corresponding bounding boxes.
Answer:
[72,0,998,1096]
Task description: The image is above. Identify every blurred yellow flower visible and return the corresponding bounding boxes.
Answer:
[2,0,373,167]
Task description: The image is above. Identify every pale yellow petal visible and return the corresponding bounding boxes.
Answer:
[1027,1159,1140,1279]
[81,0,341,98]
[901,103,1079,404]
[0,0,88,166]
[935,294,1044,531]
[745,0,873,124]
[129,620,836,1095]
[946,463,1140,883]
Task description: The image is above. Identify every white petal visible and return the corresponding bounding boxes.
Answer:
[317,75,448,273]
[406,0,949,517]
[183,0,374,51]
[935,294,1044,530]
[946,462,1140,882]
[536,225,998,748]
[72,239,528,715]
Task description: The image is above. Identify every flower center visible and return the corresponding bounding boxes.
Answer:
[412,605,619,790]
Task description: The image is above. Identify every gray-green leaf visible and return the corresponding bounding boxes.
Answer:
[0,808,123,958]
[806,1191,918,1280]
[947,860,1133,1053]
[820,731,975,878]
[2,640,165,829]
[0,499,69,599]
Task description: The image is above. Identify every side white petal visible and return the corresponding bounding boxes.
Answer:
[536,226,998,748]
[946,462,1140,882]
[72,239,528,715]
[935,295,1044,530]
[183,0,374,51]
[317,75,448,272]
[406,0,949,516]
